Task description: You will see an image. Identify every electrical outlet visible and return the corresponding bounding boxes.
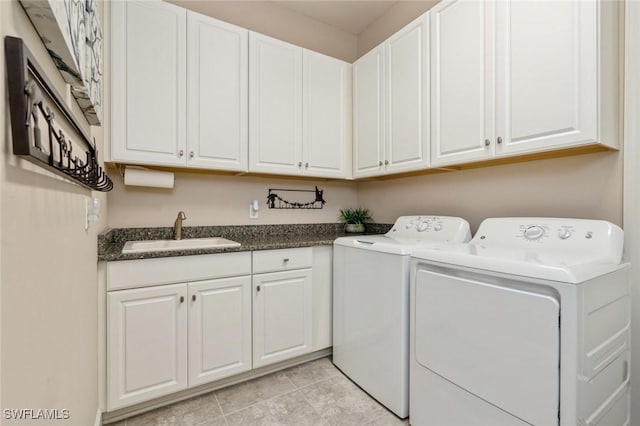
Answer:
[249,199,259,219]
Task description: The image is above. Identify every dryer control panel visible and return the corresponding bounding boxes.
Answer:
[472,217,623,264]
[386,216,471,242]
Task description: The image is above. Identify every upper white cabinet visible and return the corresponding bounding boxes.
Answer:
[111,4,249,171]
[494,0,613,156]
[385,13,430,174]
[110,0,619,178]
[249,33,303,175]
[303,50,352,178]
[249,33,351,178]
[430,0,494,166]
[431,0,619,167]
[111,0,187,166]
[353,45,385,178]
[186,11,248,171]
[353,13,429,178]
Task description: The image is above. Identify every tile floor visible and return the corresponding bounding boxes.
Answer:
[112,357,408,426]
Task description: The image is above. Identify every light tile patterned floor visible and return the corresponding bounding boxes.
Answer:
[113,357,408,426]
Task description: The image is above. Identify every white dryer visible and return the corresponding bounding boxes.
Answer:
[333,216,471,418]
[410,218,631,426]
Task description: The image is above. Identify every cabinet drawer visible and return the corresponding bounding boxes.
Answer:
[252,248,312,273]
[107,252,251,291]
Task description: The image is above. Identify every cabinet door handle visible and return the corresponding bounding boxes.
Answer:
[180,296,184,303]
[192,295,196,302]
[298,161,302,168]
[189,151,194,158]
[378,161,383,166]
[384,160,389,165]
[484,139,490,146]
[305,162,309,168]
[256,285,261,292]
[497,137,503,144]
[178,150,184,157]
[283,258,290,263]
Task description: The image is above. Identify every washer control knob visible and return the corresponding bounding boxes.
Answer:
[416,221,429,232]
[433,224,443,231]
[558,229,572,240]
[524,225,545,240]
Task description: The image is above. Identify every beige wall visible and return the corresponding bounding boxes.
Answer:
[357,151,623,232]
[623,3,640,424]
[357,0,438,58]
[0,1,107,425]
[168,0,358,62]
[107,171,358,228]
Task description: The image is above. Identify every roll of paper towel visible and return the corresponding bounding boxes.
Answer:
[124,166,174,189]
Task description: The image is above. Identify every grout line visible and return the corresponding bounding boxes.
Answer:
[213,391,225,417]
[217,376,301,418]
[282,370,298,389]
[296,382,328,424]
[222,387,301,419]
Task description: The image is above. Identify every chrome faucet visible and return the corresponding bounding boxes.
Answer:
[173,211,187,240]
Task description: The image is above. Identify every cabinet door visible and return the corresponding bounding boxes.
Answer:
[107,284,187,410]
[302,50,352,178]
[385,13,430,174]
[430,0,495,167]
[249,32,303,175]
[253,269,313,368]
[495,1,597,156]
[188,276,252,387]
[111,0,187,166]
[187,11,248,171]
[352,44,386,178]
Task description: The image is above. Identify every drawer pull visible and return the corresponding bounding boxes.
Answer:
[180,296,184,303]
[257,285,261,292]
[283,258,290,263]
[192,295,196,302]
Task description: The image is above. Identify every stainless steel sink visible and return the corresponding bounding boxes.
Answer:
[122,237,241,254]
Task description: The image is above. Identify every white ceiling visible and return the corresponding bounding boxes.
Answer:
[273,1,399,35]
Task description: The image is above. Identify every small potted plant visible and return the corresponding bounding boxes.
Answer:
[339,208,372,233]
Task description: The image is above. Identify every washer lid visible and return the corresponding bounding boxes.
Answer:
[411,217,625,283]
[334,215,471,255]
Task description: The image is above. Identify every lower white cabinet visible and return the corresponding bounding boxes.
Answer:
[253,269,313,368]
[188,276,252,387]
[108,284,188,410]
[105,247,326,411]
[107,277,252,411]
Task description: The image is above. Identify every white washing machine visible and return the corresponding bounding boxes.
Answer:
[333,215,471,418]
[410,218,631,426]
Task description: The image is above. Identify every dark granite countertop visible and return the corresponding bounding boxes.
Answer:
[98,223,393,262]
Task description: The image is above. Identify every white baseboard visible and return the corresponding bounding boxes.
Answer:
[94,408,102,426]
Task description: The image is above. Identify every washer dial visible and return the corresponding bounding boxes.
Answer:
[558,228,572,240]
[416,221,430,232]
[523,225,545,240]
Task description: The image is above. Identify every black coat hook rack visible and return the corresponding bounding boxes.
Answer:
[267,187,326,209]
[5,36,112,192]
